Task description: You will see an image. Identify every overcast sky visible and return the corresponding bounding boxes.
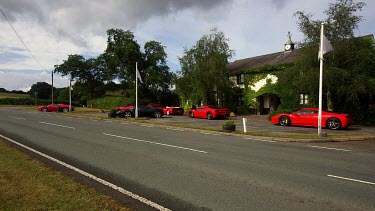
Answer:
[0,0,374,91]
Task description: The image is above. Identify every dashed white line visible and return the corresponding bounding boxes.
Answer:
[38,121,75,129]
[90,119,99,122]
[327,174,375,185]
[0,134,170,211]
[121,122,129,125]
[308,145,351,152]
[200,132,221,136]
[140,125,154,128]
[103,133,207,154]
[65,116,73,119]
[245,138,276,143]
[8,116,26,120]
[166,128,185,132]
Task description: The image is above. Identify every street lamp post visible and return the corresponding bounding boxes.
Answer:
[69,78,72,112]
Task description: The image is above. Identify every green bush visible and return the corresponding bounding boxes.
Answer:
[87,97,134,110]
[223,120,235,126]
[268,108,296,120]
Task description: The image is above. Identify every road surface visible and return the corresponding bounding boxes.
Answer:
[0,108,374,210]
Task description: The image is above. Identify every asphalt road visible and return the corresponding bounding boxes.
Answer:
[1,108,374,210]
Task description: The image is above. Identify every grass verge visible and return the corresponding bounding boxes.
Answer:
[0,139,131,210]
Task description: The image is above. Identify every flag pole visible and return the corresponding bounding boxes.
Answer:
[51,70,54,104]
[318,23,324,136]
[135,62,138,118]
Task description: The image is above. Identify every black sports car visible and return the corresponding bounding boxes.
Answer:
[116,105,163,118]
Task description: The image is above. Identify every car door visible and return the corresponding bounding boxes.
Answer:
[194,106,205,118]
[138,106,149,117]
[297,110,318,127]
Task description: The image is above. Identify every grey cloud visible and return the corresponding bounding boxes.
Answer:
[1,0,231,46]
[271,0,289,9]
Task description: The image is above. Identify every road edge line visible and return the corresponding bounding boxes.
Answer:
[0,133,171,211]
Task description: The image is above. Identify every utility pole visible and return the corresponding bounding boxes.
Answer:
[34,92,38,106]
[69,78,72,112]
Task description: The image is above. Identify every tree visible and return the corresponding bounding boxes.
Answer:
[29,82,52,100]
[176,28,235,109]
[104,29,143,83]
[281,0,374,123]
[54,54,109,100]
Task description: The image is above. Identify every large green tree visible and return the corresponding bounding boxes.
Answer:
[176,28,235,109]
[278,0,374,123]
[29,82,51,100]
[54,54,110,101]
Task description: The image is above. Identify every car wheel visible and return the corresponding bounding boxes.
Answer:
[166,110,170,115]
[326,118,341,130]
[190,112,194,118]
[63,108,69,112]
[154,111,162,118]
[41,108,47,112]
[124,111,132,118]
[279,116,290,126]
[207,112,213,120]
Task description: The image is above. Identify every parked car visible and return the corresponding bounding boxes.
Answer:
[187,105,230,120]
[164,106,184,115]
[115,105,134,111]
[38,103,74,112]
[270,108,352,130]
[116,105,163,118]
[147,103,184,115]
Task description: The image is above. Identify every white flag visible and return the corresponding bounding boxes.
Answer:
[318,34,333,60]
[136,66,143,83]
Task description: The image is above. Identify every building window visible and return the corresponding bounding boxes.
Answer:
[236,96,244,106]
[300,94,308,105]
[237,74,244,84]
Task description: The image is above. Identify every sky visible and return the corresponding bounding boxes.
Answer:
[0,0,374,92]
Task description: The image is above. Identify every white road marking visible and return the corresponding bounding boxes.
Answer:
[140,124,154,128]
[65,116,73,119]
[308,145,351,152]
[38,121,75,129]
[0,134,170,211]
[245,138,276,143]
[121,122,129,125]
[103,133,207,154]
[327,174,375,185]
[166,128,184,132]
[200,132,221,136]
[8,116,26,120]
[90,119,99,122]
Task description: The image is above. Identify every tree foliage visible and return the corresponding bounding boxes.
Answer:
[176,28,235,109]
[29,82,52,100]
[282,0,375,123]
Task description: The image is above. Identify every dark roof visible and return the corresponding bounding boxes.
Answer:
[227,49,300,74]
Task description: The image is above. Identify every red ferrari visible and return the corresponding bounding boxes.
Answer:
[115,105,134,111]
[270,108,352,130]
[147,103,184,115]
[187,105,230,120]
[38,104,74,112]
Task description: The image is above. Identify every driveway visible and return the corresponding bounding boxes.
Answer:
[144,114,375,135]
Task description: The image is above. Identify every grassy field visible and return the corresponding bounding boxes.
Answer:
[0,92,29,99]
[0,139,131,210]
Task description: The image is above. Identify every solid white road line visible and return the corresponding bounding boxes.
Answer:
[327,174,375,185]
[38,121,75,129]
[244,138,276,143]
[308,145,351,152]
[0,134,170,211]
[8,116,26,120]
[103,133,207,154]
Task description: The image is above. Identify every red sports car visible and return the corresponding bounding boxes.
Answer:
[38,104,74,112]
[115,105,134,111]
[147,103,184,115]
[187,105,230,120]
[164,106,184,115]
[270,108,352,130]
